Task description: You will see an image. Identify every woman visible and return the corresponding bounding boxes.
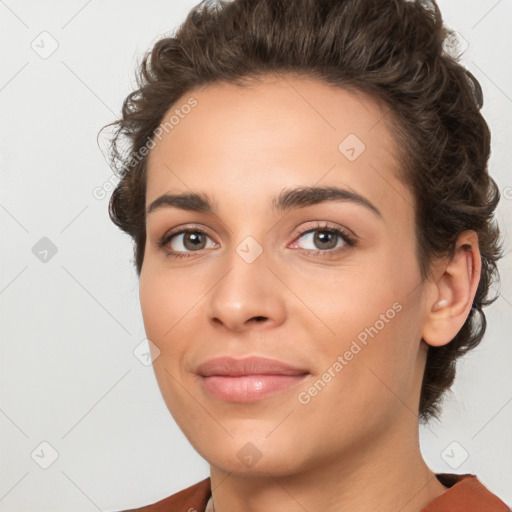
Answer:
[102,0,509,510]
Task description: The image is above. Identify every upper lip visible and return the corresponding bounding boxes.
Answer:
[196,356,310,377]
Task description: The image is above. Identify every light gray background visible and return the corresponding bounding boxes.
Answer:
[1,1,511,510]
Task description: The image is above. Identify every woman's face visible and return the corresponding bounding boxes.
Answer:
[139,75,431,476]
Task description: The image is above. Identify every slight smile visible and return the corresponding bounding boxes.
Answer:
[196,356,311,402]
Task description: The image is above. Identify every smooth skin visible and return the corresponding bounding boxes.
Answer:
[139,73,481,512]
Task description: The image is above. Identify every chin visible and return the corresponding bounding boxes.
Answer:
[206,448,303,477]
[188,429,311,478]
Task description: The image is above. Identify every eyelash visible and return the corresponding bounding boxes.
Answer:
[157,223,357,260]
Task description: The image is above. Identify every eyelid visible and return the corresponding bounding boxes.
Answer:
[159,223,214,240]
[291,221,357,241]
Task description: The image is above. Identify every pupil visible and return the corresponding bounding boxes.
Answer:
[315,231,336,249]
[185,232,204,250]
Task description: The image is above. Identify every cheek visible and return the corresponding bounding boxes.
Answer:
[139,269,197,414]
[294,305,421,436]
[290,264,404,355]
[297,253,422,395]
[138,268,189,359]
[138,266,211,388]
[139,274,169,342]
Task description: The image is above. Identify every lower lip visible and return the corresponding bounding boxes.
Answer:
[200,374,308,402]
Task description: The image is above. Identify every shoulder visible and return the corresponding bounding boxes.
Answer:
[422,473,510,511]
[115,477,211,512]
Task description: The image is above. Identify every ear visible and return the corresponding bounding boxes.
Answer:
[422,230,481,347]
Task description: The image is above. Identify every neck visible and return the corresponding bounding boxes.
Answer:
[208,416,447,512]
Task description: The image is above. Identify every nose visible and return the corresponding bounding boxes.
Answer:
[206,251,286,333]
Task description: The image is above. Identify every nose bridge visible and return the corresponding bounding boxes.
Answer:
[206,237,285,331]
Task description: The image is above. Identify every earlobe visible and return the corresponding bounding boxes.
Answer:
[422,230,481,347]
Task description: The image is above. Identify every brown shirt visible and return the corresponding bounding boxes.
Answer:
[119,473,510,512]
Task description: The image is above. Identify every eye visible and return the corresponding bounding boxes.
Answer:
[289,224,356,256]
[158,228,217,258]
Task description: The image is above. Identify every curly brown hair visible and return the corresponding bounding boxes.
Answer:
[100,0,503,422]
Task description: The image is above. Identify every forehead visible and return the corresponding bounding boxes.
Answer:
[145,74,412,220]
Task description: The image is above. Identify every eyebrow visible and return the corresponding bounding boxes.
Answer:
[146,185,383,219]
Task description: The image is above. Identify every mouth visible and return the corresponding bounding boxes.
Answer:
[196,356,310,402]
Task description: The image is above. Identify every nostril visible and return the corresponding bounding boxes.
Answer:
[252,316,267,322]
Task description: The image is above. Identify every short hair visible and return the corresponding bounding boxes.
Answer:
[101,0,503,422]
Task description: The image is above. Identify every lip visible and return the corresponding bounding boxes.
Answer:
[196,356,309,377]
[196,356,310,402]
